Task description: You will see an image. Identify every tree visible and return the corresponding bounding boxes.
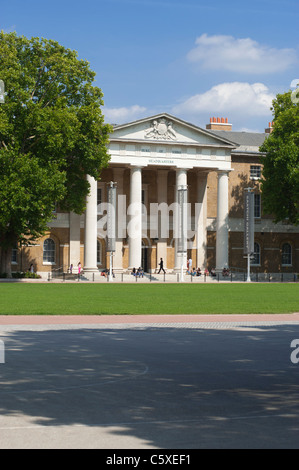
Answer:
[260,89,299,225]
[0,32,111,275]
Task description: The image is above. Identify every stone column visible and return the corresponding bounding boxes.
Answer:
[113,168,125,273]
[128,166,142,270]
[216,170,229,271]
[83,175,99,274]
[156,170,168,272]
[69,212,81,273]
[174,168,188,272]
[196,171,208,269]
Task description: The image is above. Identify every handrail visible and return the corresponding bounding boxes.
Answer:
[229,267,246,273]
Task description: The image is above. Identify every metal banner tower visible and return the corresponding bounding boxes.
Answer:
[244,188,255,282]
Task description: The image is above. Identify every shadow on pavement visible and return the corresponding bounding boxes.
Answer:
[1,324,299,448]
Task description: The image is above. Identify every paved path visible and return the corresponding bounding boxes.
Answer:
[1,313,299,449]
[1,312,299,328]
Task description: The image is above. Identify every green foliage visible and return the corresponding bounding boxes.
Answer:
[11,271,41,279]
[0,32,111,271]
[260,90,299,225]
[0,149,66,248]
[0,271,41,278]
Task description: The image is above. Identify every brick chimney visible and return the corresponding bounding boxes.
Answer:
[265,121,274,134]
[206,117,232,131]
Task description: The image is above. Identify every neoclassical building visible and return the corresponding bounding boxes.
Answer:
[10,113,299,277]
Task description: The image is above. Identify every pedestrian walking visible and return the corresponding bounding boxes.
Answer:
[158,257,166,274]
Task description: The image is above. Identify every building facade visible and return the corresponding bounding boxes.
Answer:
[10,113,299,277]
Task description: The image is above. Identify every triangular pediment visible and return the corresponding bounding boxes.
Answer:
[110,113,235,148]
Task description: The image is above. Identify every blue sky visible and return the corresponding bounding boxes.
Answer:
[1,0,298,131]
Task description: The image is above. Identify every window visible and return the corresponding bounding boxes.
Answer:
[97,184,105,217]
[97,187,102,206]
[142,187,148,216]
[43,238,55,264]
[254,194,261,218]
[250,165,261,179]
[252,242,261,265]
[282,243,292,266]
[11,243,18,264]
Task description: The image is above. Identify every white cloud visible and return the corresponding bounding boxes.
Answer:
[187,34,297,74]
[172,82,275,118]
[103,105,147,124]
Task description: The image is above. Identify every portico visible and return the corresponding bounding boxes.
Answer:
[81,113,235,275]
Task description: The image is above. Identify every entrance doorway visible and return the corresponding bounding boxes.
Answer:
[142,241,151,273]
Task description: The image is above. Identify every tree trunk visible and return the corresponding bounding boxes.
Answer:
[0,246,12,277]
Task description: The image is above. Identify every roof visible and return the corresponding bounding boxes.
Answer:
[110,113,268,154]
[111,112,236,148]
[210,130,268,154]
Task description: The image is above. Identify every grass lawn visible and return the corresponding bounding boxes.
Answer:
[0,282,298,315]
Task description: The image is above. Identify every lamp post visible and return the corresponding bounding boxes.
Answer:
[107,181,117,282]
